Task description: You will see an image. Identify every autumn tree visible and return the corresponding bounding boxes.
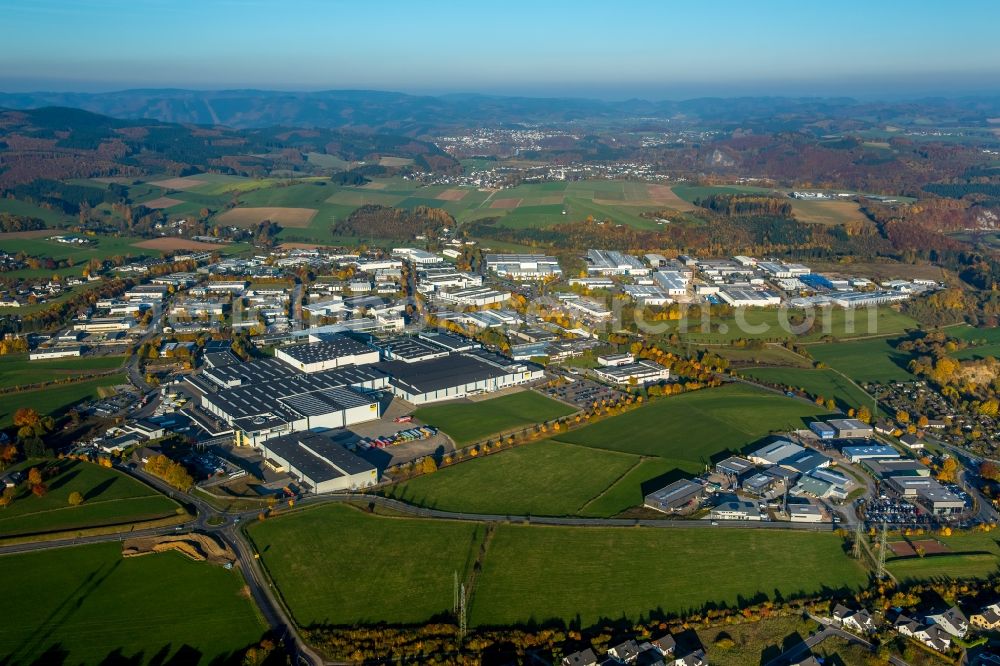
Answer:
[937,457,959,484]
[68,491,84,506]
[421,457,438,474]
[982,461,1000,482]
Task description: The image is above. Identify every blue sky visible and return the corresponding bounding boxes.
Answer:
[2,0,999,98]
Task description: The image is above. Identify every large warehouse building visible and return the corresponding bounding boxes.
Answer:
[274,332,380,373]
[258,430,378,493]
[196,360,388,446]
[376,349,543,404]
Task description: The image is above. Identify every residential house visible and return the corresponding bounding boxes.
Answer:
[831,604,876,633]
[608,639,641,664]
[561,649,598,666]
[970,603,1000,631]
[927,605,969,638]
[894,614,952,652]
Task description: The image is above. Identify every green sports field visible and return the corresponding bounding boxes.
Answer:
[887,531,1000,582]
[0,459,181,538]
[247,504,867,630]
[0,542,265,665]
[0,373,126,427]
[413,391,577,445]
[0,354,125,389]
[247,503,482,626]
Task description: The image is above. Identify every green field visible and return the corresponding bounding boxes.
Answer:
[247,503,482,626]
[0,234,154,279]
[0,373,126,427]
[949,325,1000,361]
[671,183,775,203]
[0,198,76,226]
[807,337,915,383]
[472,524,866,626]
[0,542,265,665]
[667,307,917,344]
[0,354,124,389]
[413,391,577,445]
[0,459,181,538]
[556,384,826,459]
[887,532,1000,582]
[741,367,874,411]
[391,385,827,517]
[247,504,866,630]
[387,440,640,516]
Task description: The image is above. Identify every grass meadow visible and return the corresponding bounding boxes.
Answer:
[0,542,265,665]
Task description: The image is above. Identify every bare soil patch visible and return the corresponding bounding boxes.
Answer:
[0,229,58,239]
[910,539,951,555]
[361,182,387,190]
[133,237,226,251]
[648,184,696,211]
[142,196,184,209]
[123,532,236,565]
[490,198,522,209]
[216,207,318,228]
[150,177,207,191]
[889,541,916,557]
[436,188,469,202]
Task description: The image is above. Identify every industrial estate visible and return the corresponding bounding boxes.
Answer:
[4,21,1000,664]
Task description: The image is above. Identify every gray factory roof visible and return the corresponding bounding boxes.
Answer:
[202,357,298,388]
[376,335,448,362]
[277,334,374,365]
[262,431,375,483]
[207,366,387,420]
[418,330,479,352]
[376,352,527,395]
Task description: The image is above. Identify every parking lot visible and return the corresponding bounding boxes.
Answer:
[540,375,623,409]
[862,496,930,528]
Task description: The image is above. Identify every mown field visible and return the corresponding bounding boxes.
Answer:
[665,307,917,344]
[806,337,915,383]
[740,367,874,411]
[413,391,577,445]
[390,384,827,517]
[0,459,181,538]
[0,542,265,665]
[247,503,482,626]
[0,373,126,427]
[556,383,826,459]
[887,531,1000,582]
[247,504,866,630]
[0,354,124,389]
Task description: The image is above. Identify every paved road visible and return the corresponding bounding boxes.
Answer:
[765,615,910,666]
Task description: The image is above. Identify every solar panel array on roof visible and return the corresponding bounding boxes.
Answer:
[277,334,375,364]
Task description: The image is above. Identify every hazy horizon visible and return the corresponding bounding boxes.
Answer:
[3,0,999,100]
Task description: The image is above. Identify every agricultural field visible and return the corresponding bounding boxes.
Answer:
[670,183,775,203]
[246,503,866,631]
[0,234,152,278]
[667,307,917,344]
[0,373,126,427]
[788,198,871,226]
[740,367,874,411]
[386,440,640,516]
[887,531,1000,582]
[469,524,867,627]
[703,344,812,368]
[247,503,482,626]
[0,459,181,538]
[807,337,915,383]
[0,198,76,226]
[393,385,827,517]
[0,542,265,665]
[412,390,577,445]
[0,354,124,389]
[948,324,1000,361]
[555,384,827,459]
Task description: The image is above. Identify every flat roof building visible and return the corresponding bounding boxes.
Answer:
[484,254,562,280]
[274,333,379,373]
[592,360,670,386]
[710,498,762,521]
[375,351,543,405]
[827,418,874,439]
[585,249,650,276]
[259,430,377,493]
[644,479,704,513]
[841,445,900,463]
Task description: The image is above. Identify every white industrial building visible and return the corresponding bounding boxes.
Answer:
[592,360,670,386]
[484,254,562,279]
[375,350,543,405]
[275,333,380,373]
[437,286,511,308]
[392,247,442,265]
[652,270,689,296]
[258,430,378,493]
[29,346,82,360]
[585,249,650,276]
[718,287,782,307]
